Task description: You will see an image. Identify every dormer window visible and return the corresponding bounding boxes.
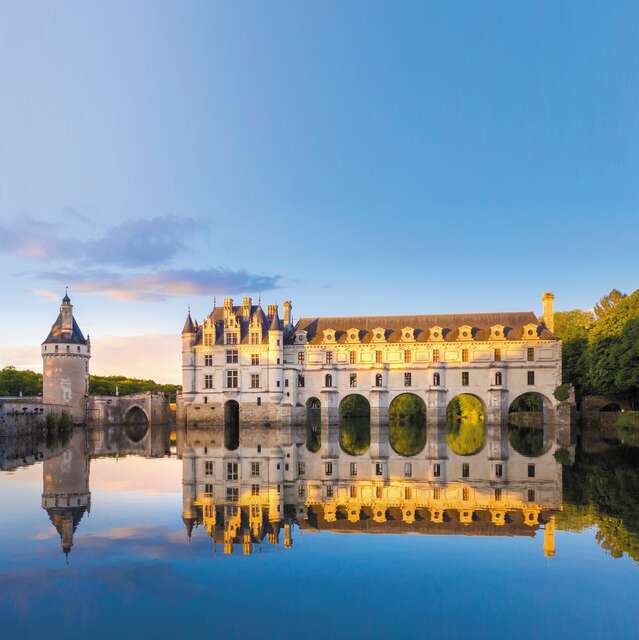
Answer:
[323,329,336,343]
[429,326,443,341]
[346,328,360,343]
[490,324,506,340]
[401,327,415,342]
[372,327,386,343]
[523,323,540,340]
[295,331,307,344]
[458,325,474,341]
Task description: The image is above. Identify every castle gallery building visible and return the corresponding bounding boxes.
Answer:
[178,293,562,429]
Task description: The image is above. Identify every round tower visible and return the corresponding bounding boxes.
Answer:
[41,291,91,423]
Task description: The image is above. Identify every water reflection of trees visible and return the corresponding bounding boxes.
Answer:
[446,395,485,455]
[306,398,321,453]
[508,424,545,456]
[560,444,639,563]
[389,394,426,456]
[339,395,370,455]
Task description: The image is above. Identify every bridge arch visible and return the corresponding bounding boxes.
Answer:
[389,393,427,456]
[224,400,240,451]
[446,393,485,455]
[306,397,321,453]
[123,405,149,443]
[508,392,554,457]
[339,394,371,455]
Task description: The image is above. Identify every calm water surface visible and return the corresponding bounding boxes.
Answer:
[1,423,638,640]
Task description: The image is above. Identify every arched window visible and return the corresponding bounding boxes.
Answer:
[375,373,383,387]
[325,374,333,388]
[433,372,440,386]
[495,372,502,385]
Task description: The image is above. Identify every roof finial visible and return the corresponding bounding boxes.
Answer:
[188,304,191,315]
[213,296,217,309]
[62,286,71,304]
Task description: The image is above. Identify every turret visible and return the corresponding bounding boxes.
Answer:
[268,306,283,394]
[242,296,252,320]
[542,292,555,333]
[181,308,197,396]
[41,291,90,422]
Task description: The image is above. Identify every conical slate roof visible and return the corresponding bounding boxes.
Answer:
[268,311,282,332]
[182,311,196,334]
[42,314,87,345]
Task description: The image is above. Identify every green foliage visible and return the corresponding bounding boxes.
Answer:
[554,384,570,402]
[509,393,543,412]
[553,310,594,341]
[339,394,370,418]
[553,447,571,465]
[616,412,639,447]
[89,375,180,400]
[339,416,370,455]
[306,405,321,452]
[446,394,484,455]
[508,424,544,456]
[0,366,42,396]
[389,394,426,456]
[594,289,627,322]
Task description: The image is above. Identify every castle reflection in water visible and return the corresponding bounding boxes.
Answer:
[2,420,561,559]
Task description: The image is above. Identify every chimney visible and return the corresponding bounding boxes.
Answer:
[542,292,555,333]
[224,297,233,310]
[283,300,292,327]
[242,296,252,320]
[267,304,278,318]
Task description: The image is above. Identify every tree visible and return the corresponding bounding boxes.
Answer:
[594,289,627,321]
[553,309,594,341]
[0,367,43,396]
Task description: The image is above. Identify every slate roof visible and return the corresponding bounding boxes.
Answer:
[42,314,88,345]
[292,311,557,344]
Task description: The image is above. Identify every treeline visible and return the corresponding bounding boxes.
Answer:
[554,288,639,405]
[0,367,180,400]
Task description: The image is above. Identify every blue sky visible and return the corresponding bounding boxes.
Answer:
[0,1,637,380]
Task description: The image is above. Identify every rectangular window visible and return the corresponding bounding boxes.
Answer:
[204,354,213,366]
[404,350,412,363]
[297,375,305,388]
[375,462,384,476]
[495,488,502,501]
[528,464,535,478]
[433,463,441,478]
[462,463,470,478]
[350,462,357,477]
[432,349,440,363]
[376,486,383,499]
[350,351,357,364]
[204,333,213,347]
[461,349,469,363]
[462,487,469,501]
[251,484,260,496]
[495,463,503,478]
[528,489,536,503]
[298,352,305,365]
[225,333,237,345]
[404,462,412,478]
[285,378,289,387]
[326,485,333,498]
[527,347,535,362]
[375,350,383,364]
[433,487,441,500]
[527,371,535,385]
[205,461,213,476]
[226,370,238,388]
[251,353,259,366]
[204,374,213,389]
[251,462,260,477]
[350,485,357,499]
[325,462,333,476]
[298,484,305,497]
[325,351,333,364]
[205,483,213,494]
[250,332,260,345]
[226,349,238,364]
[250,374,260,389]
[276,380,280,387]
[494,348,501,362]
[462,371,469,386]
[350,373,357,388]
[298,462,305,475]
[404,487,412,500]
[226,462,238,480]
[404,372,412,387]
[226,487,239,502]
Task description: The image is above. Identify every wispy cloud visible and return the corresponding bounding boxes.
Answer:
[37,267,280,301]
[30,288,59,300]
[2,214,282,301]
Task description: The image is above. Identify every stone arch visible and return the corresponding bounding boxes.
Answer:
[389,393,427,456]
[507,392,554,457]
[446,393,485,456]
[123,405,149,443]
[306,397,321,453]
[224,400,240,451]
[339,394,371,455]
